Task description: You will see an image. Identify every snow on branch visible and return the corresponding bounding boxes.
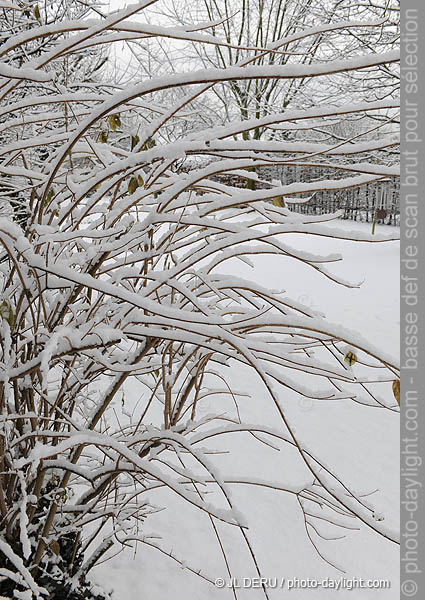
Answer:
[0,1,399,596]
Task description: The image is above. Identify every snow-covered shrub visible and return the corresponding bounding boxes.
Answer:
[0,1,399,598]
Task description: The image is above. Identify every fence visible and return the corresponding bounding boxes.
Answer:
[287,180,400,226]
[258,165,400,226]
[182,161,400,226]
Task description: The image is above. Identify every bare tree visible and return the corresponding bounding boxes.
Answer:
[138,0,399,125]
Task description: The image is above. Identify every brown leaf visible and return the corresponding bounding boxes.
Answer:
[392,379,400,406]
[108,114,117,132]
[131,135,140,150]
[50,540,60,556]
[108,114,121,132]
[128,177,138,195]
[33,4,41,22]
[272,196,285,208]
[344,351,357,366]
[0,301,14,328]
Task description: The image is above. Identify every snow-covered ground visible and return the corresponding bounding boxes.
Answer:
[92,218,399,600]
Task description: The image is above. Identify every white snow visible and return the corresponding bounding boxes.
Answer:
[91,219,399,599]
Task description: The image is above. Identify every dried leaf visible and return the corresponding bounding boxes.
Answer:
[108,114,117,132]
[33,4,41,22]
[99,131,108,143]
[137,175,144,187]
[50,540,60,556]
[128,177,138,195]
[131,135,140,150]
[272,196,285,208]
[108,114,121,132]
[142,138,156,151]
[344,351,357,366]
[392,379,400,406]
[0,301,14,328]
